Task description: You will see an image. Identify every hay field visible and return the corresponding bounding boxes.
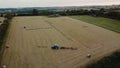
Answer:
[1,16,120,68]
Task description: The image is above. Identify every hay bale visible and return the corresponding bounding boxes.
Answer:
[24,26,26,29]
[2,65,7,68]
[86,54,91,58]
[6,45,10,48]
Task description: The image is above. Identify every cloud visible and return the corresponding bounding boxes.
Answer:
[0,0,120,8]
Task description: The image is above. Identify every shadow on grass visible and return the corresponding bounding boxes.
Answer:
[87,51,120,68]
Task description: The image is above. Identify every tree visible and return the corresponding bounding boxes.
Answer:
[4,12,13,19]
[32,9,39,15]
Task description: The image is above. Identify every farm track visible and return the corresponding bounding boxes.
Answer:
[1,16,120,68]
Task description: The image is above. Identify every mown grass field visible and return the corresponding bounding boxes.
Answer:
[71,15,120,33]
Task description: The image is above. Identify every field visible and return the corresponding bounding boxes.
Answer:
[1,16,120,68]
[71,15,120,33]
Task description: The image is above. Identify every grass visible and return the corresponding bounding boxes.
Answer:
[71,15,120,33]
[87,51,120,68]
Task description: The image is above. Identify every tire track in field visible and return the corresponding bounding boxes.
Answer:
[26,27,52,30]
[44,20,74,42]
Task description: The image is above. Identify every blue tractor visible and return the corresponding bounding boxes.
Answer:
[51,44,59,50]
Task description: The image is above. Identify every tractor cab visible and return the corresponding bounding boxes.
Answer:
[51,44,59,50]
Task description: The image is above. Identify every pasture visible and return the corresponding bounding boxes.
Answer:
[71,15,120,33]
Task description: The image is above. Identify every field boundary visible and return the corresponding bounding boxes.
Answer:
[0,19,12,64]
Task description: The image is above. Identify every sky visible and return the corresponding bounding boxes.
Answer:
[0,0,120,8]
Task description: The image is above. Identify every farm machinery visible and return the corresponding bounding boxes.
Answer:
[51,44,77,50]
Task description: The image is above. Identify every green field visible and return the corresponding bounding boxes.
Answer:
[71,15,120,33]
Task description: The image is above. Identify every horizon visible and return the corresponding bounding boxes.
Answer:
[0,0,120,8]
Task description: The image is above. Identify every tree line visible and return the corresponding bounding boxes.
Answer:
[0,8,119,20]
[0,12,13,49]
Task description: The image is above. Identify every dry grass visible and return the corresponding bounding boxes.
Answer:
[1,16,120,68]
